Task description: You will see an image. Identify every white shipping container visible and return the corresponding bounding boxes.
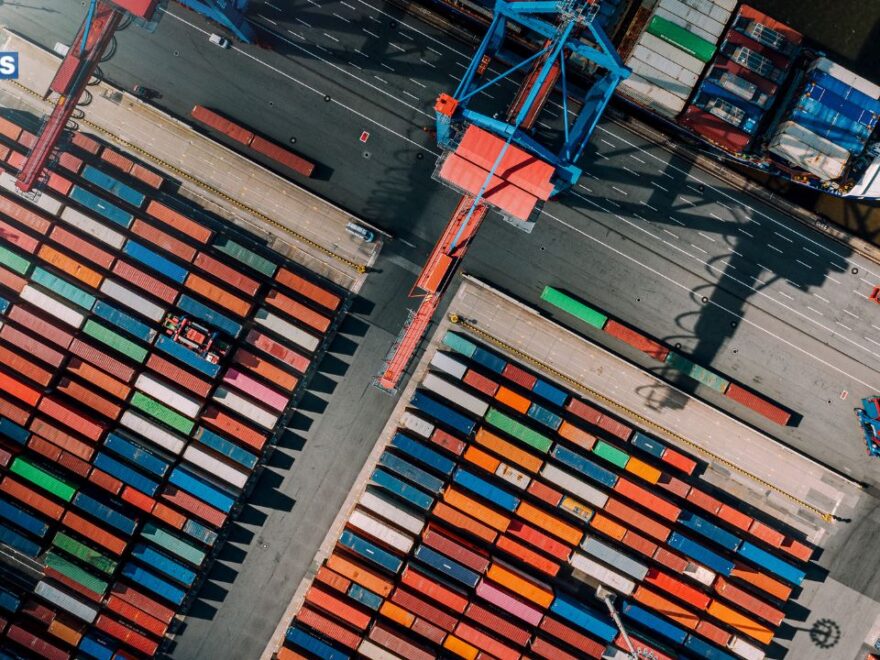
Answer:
[254,309,320,353]
[559,495,593,523]
[421,372,488,417]
[60,205,125,249]
[20,285,84,328]
[0,172,63,215]
[728,636,766,660]
[653,6,717,44]
[541,463,608,508]
[639,32,705,75]
[358,640,406,660]
[213,387,279,429]
[35,580,98,623]
[769,122,848,180]
[400,411,434,438]
[136,373,202,419]
[618,73,688,116]
[430,351,467,380]
[183,445,249,489]
[582,536,649,581]
[683,561,716,586]
[348,509,414,554]
[495,463,530,490]
[570,552,636,595]
[680,0,733,23]
[120,411,186,455]
[658,0,726,38]
[602,648,632,660]
[626,56,693,99]
[100,279,165,322]
[847,156,880,197]
[631,45,699,87]
[810,57,880,99]
[359,489,425,535]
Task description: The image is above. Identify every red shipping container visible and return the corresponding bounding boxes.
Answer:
[276,266,341,311]
[71,132,101,154]
[604,319,669,360]
[505,520,571,560]
[645,567,710,609]
[604,496,671,542]
[70,339,136,383]
[46,172,72,196]
[88,467,123,495]
[66,359,131,401]
[6,625,69,660]
[105,596,168,638]
[20,598,56,625]
[527,479,562,507]
[100,148,134,173]
[95,614,159,656]
[0,264,25,294]
[38,396,104,441]
[0,370,40,406]
[621,529,658,558]
[687,488,723,515]
[120,486,156,514]
[780,537,812,563]
[696,619,732,646]
[465,602,531,646]
[655,472,691,498]
[422,525,489,573]
[296,606,361,649]
[369,624,433,660]
[146,200,212,244]
[463,369,499,397]
[531,635,581,660]
[749,519,785,548]
[6,149,26,172]
[57,152,83,174]
[0,116,22,140]
[725,382,791,425]
[266,288,330,333]
[0,477,64,519]
[653,547,689,573]
[679,105,752,154]
[454,621,519,660]
[111,583,175,625]
[45,566,103,603]
[151,502,186,530]
[430,428,465,456]
[0,345,53,386]
[28,435,63,463]
[411,617,446,644]
[566,398,603,425]
[49,225,115,269]
[146,353,212,398]
[246,329,311,374]
[661,447,698,475]
[161,486,226,528]
[250,135,315,177]
[0,194,52,233]
[502,363,536,390]
[58,450,90,478]
[193,252,260,296]
[539,617,606,658]
[62,511,127,555]
[401,567,468,613]
[718,504,753,531]
[714,576,785,626]
[18,130,36,149]
[187,273,252,318]
[2,324,64,367]
[391,587,458,632]
[131,219,197,262]
[432,502,497,544]
[314,566,351,593]
[201,406,267,451]
[597,414,632,441]
[191,105,255,145]
[614,477,680,520]
[30,418,94,461]
[0,218,39,253]
[130,164,163,189]
[304,585,371,630]
[8,306,74,349]
[495,535,560,577]
[0,393,31,426]
[58,378,121,420]
[112,260,178,303]
[616,633,675,660]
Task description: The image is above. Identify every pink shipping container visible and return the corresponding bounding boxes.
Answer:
[411,617,446,644]
[17,131,36,149]
[0,265,26,294]
[368,624,434,660]
[193,252,260,296]
[464,602,531,646]
[49,225,116,269]
[1,324,65,367]
[8,306,74,348]
[112,260,179,303]
[69,339,136,383]
[474,579,542,625]
[58,151,84,174]
[222,368,288,412]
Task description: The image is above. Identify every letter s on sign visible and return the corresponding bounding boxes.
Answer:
[0,53,19,79]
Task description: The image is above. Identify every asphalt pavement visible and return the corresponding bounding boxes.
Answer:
[5,2,880,658]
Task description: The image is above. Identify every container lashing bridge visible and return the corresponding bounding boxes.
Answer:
[376,0,629,392]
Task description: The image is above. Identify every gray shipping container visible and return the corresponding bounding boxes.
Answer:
[34,580,98,623]
[581,536,649,581]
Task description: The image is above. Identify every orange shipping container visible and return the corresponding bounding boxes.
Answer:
[644,567,710,609]
[37,245,103,289]
[88,467,123,495]
[130,164,164,189]
[431,501,498,544]
[496,534,560,577]
[131,219,197,262]
[486,562,553,607]
[443,487,511,532]
[325,552,393,597]
[0,393,31,426]
[104,596,168,638]
[62,511,127,555]
[0,194,51,233]
[706,600,774,645]
[621,529,658,559]
[233,348,299,392]
[314,565,351,593]
[474,427,543,473]
[152,502,187,530]
[557,420,595,450]
[454,622,519,660]
[527,480,562,507]
[443,634,479,660]
[0,218,39,254]
[120,486,156,514]
[185,273,252,318]
[464,445,500,474]
[0,477,65,519]
[0,371,40,406]
[379,601,415,628]
[613,477,681,521]
[0,116,22,140]
[603,496,670,542]
[296,606,362,649]
[633,586,699,629]
[193,252,260,296]
[65,359,131,401]
[303,585,372,630]
[101,148,134,173]
[516,501,582,546]
[276,647,308,660]
[625,456,662,484]
[714,576,785,626]
[696,619,732,646]
[30,418,94,461]
[686,488,723,515]
[145,200,212,244]
[589,512,627,542]
[749,519,785,547]
[47,616,84,646]
[401,567,468,613]
[494,386,531,414]
[0,345,53,386]
[718,504,753,531]
[266,289,331,333]
[57,378,122,420]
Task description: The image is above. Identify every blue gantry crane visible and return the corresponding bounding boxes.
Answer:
[856,397,880,457]
[378,0,629,391]
[176,0,256,43]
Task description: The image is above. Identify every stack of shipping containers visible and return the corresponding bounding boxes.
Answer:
[276,330,813,660]
[0,116,347,658]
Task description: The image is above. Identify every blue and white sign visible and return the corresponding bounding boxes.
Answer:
[0,53,19,79]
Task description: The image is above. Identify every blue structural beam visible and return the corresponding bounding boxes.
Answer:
[176,0,256,43]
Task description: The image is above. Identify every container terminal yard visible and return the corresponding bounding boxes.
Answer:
[1,0,880,659]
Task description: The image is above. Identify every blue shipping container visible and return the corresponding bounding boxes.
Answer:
[370,468,434,511]
[527,402,562,431]
[168,467,235,513]
[410,391,475,437]
[737,541,805,586]
[104,432,171,478]
[684,633,737,659]
[92,301,156,343]
[72,491,137,535]
[390,433,455,476]
[805,80,877,129]
[698,81,763,133]
[82,165,146,208]
[70,186,134,228]
[452,468,520,512]
[808,70,880,118]
[471,346,507,374]
[286,626,350,660]
[338,529,402,574]
[196,427,258,470]
[552,444,618,488]
[0,498,48,537]
[183,519,218,547]
[622,601,688,645]
[549,592,617,642]
[0,418,28,445]
[124,240,188,284]
[131,542,196,586]
[678,510,742,552]
[0,586,19,614]
[77,632,117,660]
[414,544,480,588]
[155,334,222,378]
[93,452,159,497]
[531,378,568,407]
[0,522,40,557]
[668,532,734,576]
[378,452,444,494]
[632,432,666,459]
[0,296,9,314]
[177,294,242,338]
[121,562,185,605]
[791,98,866,151]
[347,583,383,610]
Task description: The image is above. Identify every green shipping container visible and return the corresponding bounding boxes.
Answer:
[665,351,730,393]
[44,551,109,595]
[646,15,716,63]
[540,286,608,330]
[10,457,76,502]
[592,440,630,469]
[31,267,96,310]
[0,245,31,275]
[52,532,118,574]
[485,407,552,453]
[131,391,195,435]
[442,331,477,358]
[142,523,206,566]
[83,320,148,363]
[213,237,277,277]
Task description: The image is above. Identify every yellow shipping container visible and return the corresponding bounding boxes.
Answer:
[444,634,479,660]
[625,456,662,484]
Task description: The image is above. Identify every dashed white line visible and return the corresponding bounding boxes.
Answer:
[347,60,362,70]
[399,31,414,40]
[778,291,794,300]
[362,27,380,38]
[629,154,645,164]
[265,1,282,8]
[295,17,311,26]
[661,171,674,179]
[697,232,715,243]
[622,166,640,178]
[611,186,628,196]
[373,75,388,84]
[287,30,305,39]
[427,46,443,55]
[368,14,381,22]
[314,44,329,52]
[640,200,657,212]
[389,43,405,52]
[773,231,793,243]
[814,293,830,303]
[323,32,340,42]
[803,246,820,257]
[843,309,860,319]
[837,321,852,331]
[402,90,419,100]
[669,217,685,226]
[419,58,436,68]
[768,244,783,254]
[686,184,702,194]
[737,227,753,237]
[866,336,880,348]
[538,121,553,130]
[680,197,696,207]
[796,259,812,270]
[354,48,367,57]
[409,78,427,88]
[828,275,841,284]
[690,243,708,254]
[332,12,351,22]
[807,306,824,316]
[651,181,669,192]
[259,14,278,25]
[663,229,678,239]
[860,277,874,286]
[380,62,394,71]
[340,1,356,8]
[872,324,880,333]
[709,212,725,221]
[600,139,616,148]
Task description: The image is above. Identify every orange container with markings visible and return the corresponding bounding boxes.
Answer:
[304,585,372,630]
[275,266,341,311]
[325,552,393,597]
[729,564,792,601]
[590,512,627,541]
[494,386,531,414]
[443,634,479,660]
[624,456,661,484]
[379,601,415,628]
[634,586,699,629]
[233,348,299,392]
[496,535,560,577]
[47,616,84,646]
[146,200,212,244]
[486,562,553,608]
[37,245,103,289]
[475,427,542,473]
[266,289,331,333]
[444,487,511,532]
[66,359,131,401]
[432,501,498,544]
[185,273,252,318]
[131,219,197,262]
[557,420,595,450]
[686,487,723,515]
[401,567,468,613]
[706,600,774,644]
[613,477,681,521]
[464,445,500,473]
[516,500,582,546]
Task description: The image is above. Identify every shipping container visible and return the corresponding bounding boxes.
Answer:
[112,260,178,303]
[359,489,425,536]
[70,186,134,228]
[390,433,455,477]
[154,334,221,378]
[119,410,185,455]
[645,566,711,609]
[714,575,784,626]
[285,626,349,660]
[250,135,316,177]
[201,405,267,451]
[213,237,277,277]
[570,551,636,594]
[72,491,137,535]
[146,200,213,244]
[475,427,543,473]
[194,251,260,296]
[724,383,791,425]
[622,600,688,645]
[552,444,617,488]
[410,391,475,437]
[266,288,330,332]
[246,328,311,374]
[120,562,185,605]
[169,465,235,512]
[679,510,742,552]
[349,508,414,554]
[736,541,805,586]
[604,319,670,361]
[707,600,773,644]
[430,351,467,379]
[93,452,159,496]
[453,467,519,511]
[276,266,341,311]
[339,529,403,574]
[253,308,316,351]
[684,634,737,659]
[195,427,258,470]
[669,532,735,575]
[187,272,252,318]
[213,386,278,429]
[443,487,509,532]
[59,205,125,250]
[541,286,608,328]
[130,542,196,586]
[550,592,617,642]
[432,502,497,544]
[422,373,489,418]
[223,368,288,412]
[81,165,145,207]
